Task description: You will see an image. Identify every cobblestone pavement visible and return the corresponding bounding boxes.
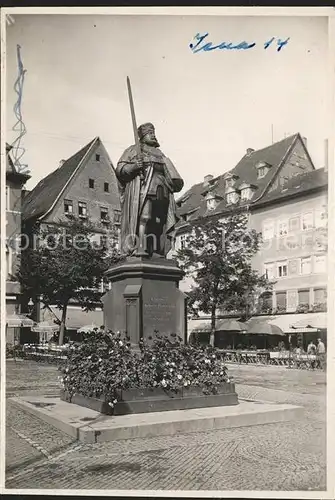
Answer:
[5,360,327,491]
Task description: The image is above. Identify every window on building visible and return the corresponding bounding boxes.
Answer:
[226,191,239,205]
[264,262,275,280]
[262,221,275,240]
[314,288,327,303]
[104,182,109,193]
[64,199,73,215]
[241,187,253,201]
[180,234,187,249]
[259,292,273,312]
[301,256,312,275]
[100,207,109,221]
[95,154,100,161]
[78,201,87,217]
[302,212,313,231]
[257,166,266,179]
[314,254,327,274]
[207,197,217,211]
[6,185,9,211]
[289,216,300,233]
[89,178,95,189]
[277,220,288,236]
[276,292,287,311]
[114,210,121,224]
[315,208,327,228]
[100,234,108,247]
[277,261,288,278]
[298,289,310,306]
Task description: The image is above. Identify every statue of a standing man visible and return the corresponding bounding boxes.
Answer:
[116,123,184,257]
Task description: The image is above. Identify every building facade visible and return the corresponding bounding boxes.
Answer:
[21,137,121,340]
[171,133,328,345]
[6,143,32,344]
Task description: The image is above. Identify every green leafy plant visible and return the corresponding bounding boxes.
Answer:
[59,330,231,411]
[17,216,123,345]
[176,212,272,345]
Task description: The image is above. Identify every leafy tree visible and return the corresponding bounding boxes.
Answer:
[176,211,272,346]
[17,216,122,345]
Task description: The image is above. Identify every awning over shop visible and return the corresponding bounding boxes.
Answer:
[6,314,35,328]
[31,321,59,333]
[289,312,327,330]
[188,312,327,337]
[189,319,212,334]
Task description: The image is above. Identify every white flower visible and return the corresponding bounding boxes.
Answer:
[119,340,123,346]
[210,372,214,375]
[171,362,176,367]
[227,378,231,383]
[108,402,114,407]
[153,381,157,386]
[177,374,182,380]
[152,356,156,360]
[170,368,173,372]
[65,368,69,372]
[99,358,102,362]
[161,379,167,387]
[113,399,118,404]
[220,371,224,375]
[205,359,210,364]
[166,361,169,366]
[184,381,188,386]
[212,355,216,359]
[88,355,92,360]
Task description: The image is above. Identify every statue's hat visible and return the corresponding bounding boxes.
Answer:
[137,122,155,140]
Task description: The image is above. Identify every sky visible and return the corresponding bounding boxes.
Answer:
[5,14,329,193]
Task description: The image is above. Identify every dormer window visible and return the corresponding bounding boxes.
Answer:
[239,182,256,201]
[256,161,271,179]
[226,187,240,205]
[206,192,219,211]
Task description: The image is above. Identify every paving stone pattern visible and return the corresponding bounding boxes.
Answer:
[5,360,327,491]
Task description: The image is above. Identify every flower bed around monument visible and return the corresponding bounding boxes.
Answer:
[59,330,237,414]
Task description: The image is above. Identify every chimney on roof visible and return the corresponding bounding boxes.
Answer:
[324,138,328,172]
[59,159,66,168]
[203,174,214,186]
[246,148,255,155]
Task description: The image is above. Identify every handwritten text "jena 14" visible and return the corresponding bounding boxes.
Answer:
[189,33,290,53]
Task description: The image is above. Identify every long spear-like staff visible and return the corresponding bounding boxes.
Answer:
[126,76,144,181]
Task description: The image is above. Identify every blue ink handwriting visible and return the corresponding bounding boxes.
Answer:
[189,33,256,53]
[189,33,290,54]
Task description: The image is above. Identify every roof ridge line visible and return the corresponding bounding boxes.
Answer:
[251,133,299,205]
[38,137,99,221]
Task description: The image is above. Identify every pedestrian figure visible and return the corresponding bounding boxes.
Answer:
[316,338,326,370]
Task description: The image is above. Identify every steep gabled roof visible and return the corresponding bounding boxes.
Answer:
[22,137,99,221]
[255,168,327,206]
[176,133,309,226]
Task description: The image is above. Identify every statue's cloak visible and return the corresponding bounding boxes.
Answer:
[116,143,183,255]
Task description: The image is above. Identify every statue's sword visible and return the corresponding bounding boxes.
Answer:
[126,76,144,181]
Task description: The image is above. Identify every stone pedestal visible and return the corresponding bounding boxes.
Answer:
[102,256,187,344]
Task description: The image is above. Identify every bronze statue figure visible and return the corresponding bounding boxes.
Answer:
[116,122,184,257]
